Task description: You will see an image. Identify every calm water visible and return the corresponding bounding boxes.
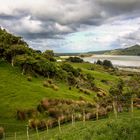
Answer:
[83,55,140,67]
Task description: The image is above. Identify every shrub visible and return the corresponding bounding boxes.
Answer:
[27,76,32,81]
[37,104,45,113]
[106,105,113,112]
[79,88,84,93]
[75,113,82,121]
[61,63,80,77]
[47,119,58,128]
[47,79,53,84]
[101,79,108,83]
[98,107,108,118]
[79,88,91,95]
[66,57,83,63]
[84,89,91,95]
[17,110,26,120]
[103,60,113,68]
[26,109,38,118]
[96,60,103,65]
[79,96,85,101]
[41,99,50,109]
[28,119,40,129]
[48,108,62,119]
[85,112,96,120]
[0,127,4,139]
[43,81,49,87]
[67,72,77,85]
[87,73,95,81]
[50,84,59,91]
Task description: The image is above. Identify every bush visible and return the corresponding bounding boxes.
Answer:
[96,59,113,68]
[61,63,80,77]
[79,88,91,95]
[0,127,4,139]
[66,57,83,63]
[26,109,38,118]
[43,81,49,87]
[103,60,113,68]
[67,72,77,86]
[29,119,48,130]
[101,79,108,83]
[27,76,32,81]
[47,119,58,128]
[41,99,51,109]
[17,110,26,120]
[47,79,53,84]
[96,60,103,65]
[87,73,95,81]
[84,89,91,95]
[50,84,59,91]
[37,104,44,113]
[48,108,62,118]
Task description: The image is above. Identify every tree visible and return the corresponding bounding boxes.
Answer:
[103,60,113,68]
[96,60,103,65]
[116,79,124,112]
[0,47,4,58]
[109,86,118,119]
[61,63,80,77]
[35,59,57,78]
[66,57,83,63]
[15,54,36,75]
[94,97,100,120]
[5,45,28,66]
[43,50,56,61]
[125,76,140,117]
[67,72,77,86]
[109,79,124,119]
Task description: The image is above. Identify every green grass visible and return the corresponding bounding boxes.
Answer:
[0,60,124,134]
[4,110,140,140]
[0,61,93,120]
[70,62,119,93]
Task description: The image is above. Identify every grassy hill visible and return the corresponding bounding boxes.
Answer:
[4,110,140,140]
[0,60,118,125]
[88,45,140,56]
[0,28,140,140]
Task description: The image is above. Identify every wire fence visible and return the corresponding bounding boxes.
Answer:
[0,121,62,140]
[0,116,140,140]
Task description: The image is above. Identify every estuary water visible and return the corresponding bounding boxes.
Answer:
[83,55,140,67]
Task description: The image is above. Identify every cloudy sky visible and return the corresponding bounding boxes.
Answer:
[0,0,140,53]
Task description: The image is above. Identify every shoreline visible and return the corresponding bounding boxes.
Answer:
[116,66,140,73]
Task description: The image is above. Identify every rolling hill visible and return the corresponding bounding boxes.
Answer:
[0,28,140,140]
[88,45,140,56]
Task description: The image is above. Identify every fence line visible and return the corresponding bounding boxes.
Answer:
[0,116,140,140]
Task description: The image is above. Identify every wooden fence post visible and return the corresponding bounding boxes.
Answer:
[14,132,17,140]
[36,126,39,140]
[46,123,48,134]
[3,132,5,140]
[58,118,61,133]
[26,125,30,140]
[83,109,86,125]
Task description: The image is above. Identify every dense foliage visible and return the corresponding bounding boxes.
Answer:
[66,56,84,63]
[0,28,140,140]
[96,59,113,68]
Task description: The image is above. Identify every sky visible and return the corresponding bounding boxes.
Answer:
[0,0,140,53]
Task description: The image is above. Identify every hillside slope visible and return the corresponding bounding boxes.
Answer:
[0,60,118,122]
[88,45,140,56]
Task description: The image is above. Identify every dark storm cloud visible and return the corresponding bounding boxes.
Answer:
[124,28,140,43]
[97,0,140,15]
[0,0,140,52]
[1,0,140,39]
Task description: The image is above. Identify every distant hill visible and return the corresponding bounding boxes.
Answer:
[88,45,140,56]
